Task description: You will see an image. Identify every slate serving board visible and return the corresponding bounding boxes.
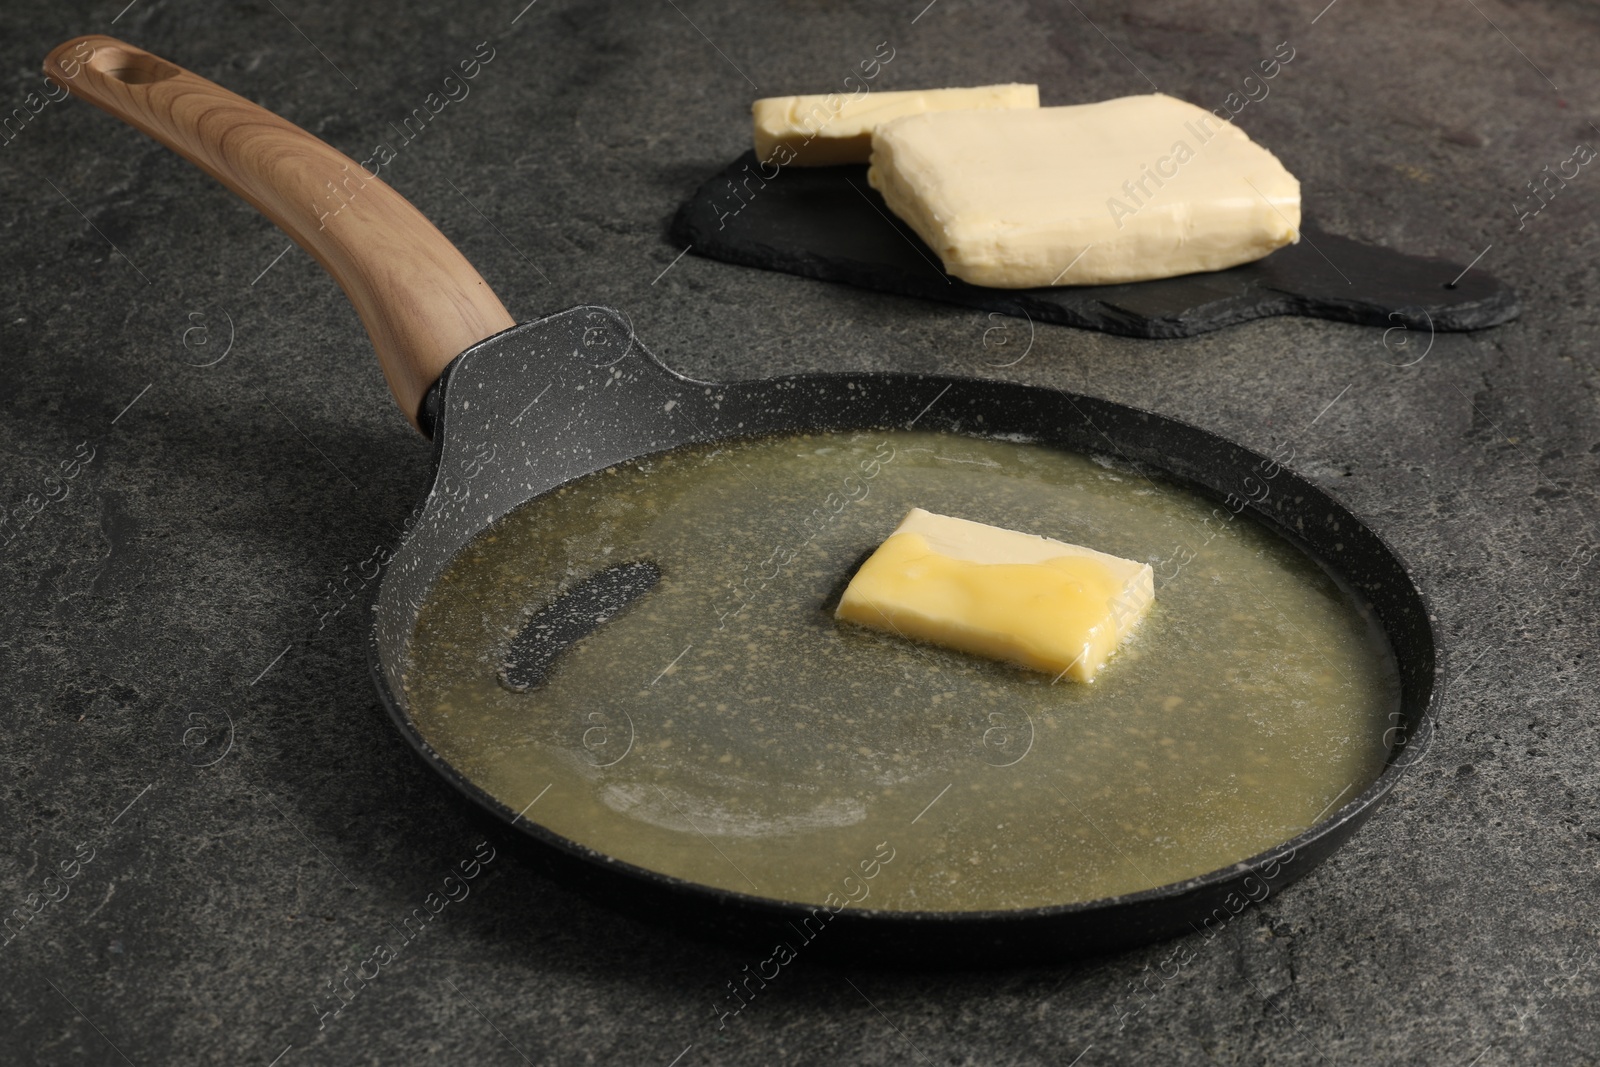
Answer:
[671,152,1519,339]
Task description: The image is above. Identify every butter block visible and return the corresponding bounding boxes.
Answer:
[836,508,1153,682]
[867,93,1301,287]
[753,84,1039,167]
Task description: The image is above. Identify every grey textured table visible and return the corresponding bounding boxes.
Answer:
[3,1,1597,1064]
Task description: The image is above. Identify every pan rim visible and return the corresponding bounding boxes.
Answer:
[371,365,1442,935]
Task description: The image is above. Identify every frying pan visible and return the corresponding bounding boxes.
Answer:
[46,35,1441,964]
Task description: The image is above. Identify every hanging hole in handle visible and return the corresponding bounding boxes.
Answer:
[88,46,180,84]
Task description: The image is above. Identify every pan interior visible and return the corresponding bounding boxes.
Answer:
[401,428,1399,913]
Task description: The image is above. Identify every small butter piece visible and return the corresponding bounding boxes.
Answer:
[752,84,1039,167]
[836,509,1153,682]
[867,93,1301,287]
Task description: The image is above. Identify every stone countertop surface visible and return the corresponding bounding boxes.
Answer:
[2,1,1596,1064]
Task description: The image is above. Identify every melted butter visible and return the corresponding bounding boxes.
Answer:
[405,431,1400,912]
[837,530,1133,681]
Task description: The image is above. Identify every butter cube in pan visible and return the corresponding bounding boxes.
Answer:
[836,508,1154,682]
[867,93,1301,287]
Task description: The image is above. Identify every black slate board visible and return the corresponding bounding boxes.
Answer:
[671,152,1519,338]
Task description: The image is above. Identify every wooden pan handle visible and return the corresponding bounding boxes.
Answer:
[44,35,516,432]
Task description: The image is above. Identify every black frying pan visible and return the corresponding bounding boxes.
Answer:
[48,36,1440,964]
